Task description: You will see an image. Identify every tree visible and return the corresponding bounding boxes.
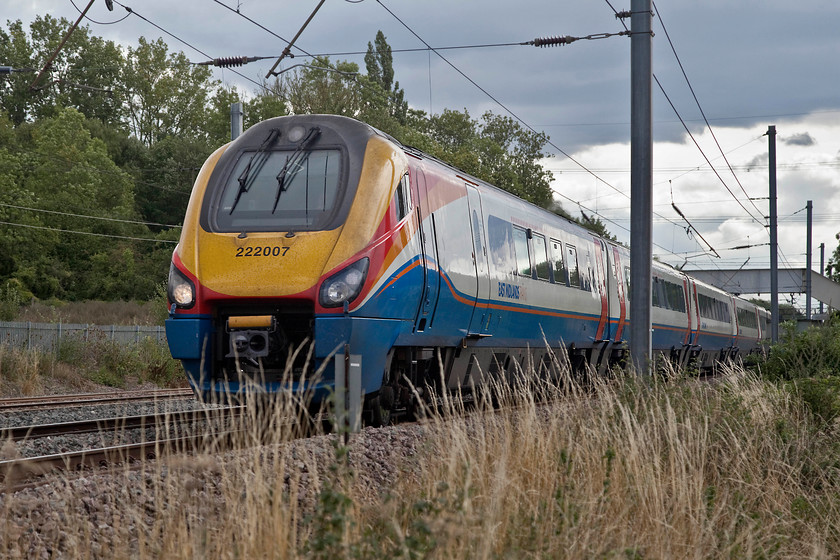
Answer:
[363,30,408,126]
[421,109,554,209]
[14,107,143,299]
[0,20,37,125]
[245,85,289,127]
[121,37,218,145]
[284,57,362,117]
[826,232,840,283]
[138,135,211,227]
[0,16,123,126]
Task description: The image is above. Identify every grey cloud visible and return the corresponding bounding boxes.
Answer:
[782,132,815,146]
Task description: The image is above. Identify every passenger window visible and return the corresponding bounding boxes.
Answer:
[512,227,531,277]
[550,239,567,285]
[488,215,515,275]
[652,277,661,308]
[471,210,483,260]
[566,245,580,288]
[533,234,550,281]
[395,174,411,221]
[579,250,592,292]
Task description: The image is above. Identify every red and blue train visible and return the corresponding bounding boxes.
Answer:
[165,114,769,421]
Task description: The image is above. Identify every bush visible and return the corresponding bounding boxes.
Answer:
[56,330,183,388]
[0,342,43,395]
[758,318,840,381]
[137,336,184,387]
[751,318,840,428]
[790,377,840,425]
[0,278,31,321]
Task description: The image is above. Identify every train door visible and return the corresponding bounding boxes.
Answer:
[592,238,610,341]
[466,185,492,336]
[687,278,700,346]
[682,277,692,347]
[610,245,627,342]
[411,167,440,332]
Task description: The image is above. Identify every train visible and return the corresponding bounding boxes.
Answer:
[165,114,770,423]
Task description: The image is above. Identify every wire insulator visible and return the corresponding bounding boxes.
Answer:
[213,56,249,68]
[531,36,575,48]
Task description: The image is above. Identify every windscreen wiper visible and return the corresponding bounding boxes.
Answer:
[229,128,281,214]
[271,127,322,214]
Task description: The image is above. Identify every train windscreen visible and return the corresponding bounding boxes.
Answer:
[215,148,342,231]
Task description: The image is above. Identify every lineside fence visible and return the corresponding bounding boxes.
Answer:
[0,321,166,355]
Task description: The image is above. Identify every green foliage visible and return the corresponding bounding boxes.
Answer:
[121,37,218,146]
[136,135,211,226]
[0,16,124,125]
[284,57,362,117]
[0,278,31,321]
[0,19,584,303]
[758,319,840,381]
[417,108,555,209]
[751,319,840,429]
[791,377,840,425]
[137,336,184,386]
[56,331,183,388]
[303,442,355,559]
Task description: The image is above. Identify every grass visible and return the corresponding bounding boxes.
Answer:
[3,359,840,558]
[12,299,167,326]
[0,335,185,396]
[1,286,170,326]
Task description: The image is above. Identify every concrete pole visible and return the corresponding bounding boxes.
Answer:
[629,0,653,373]
[231,102,243,141]
[806,200,813,321]
[768,126,779,342]
[820,242,825,315]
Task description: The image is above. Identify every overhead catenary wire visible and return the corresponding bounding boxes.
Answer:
[0,202,181,229]
[373,0,692,243]
[552,189,695,260]
[654,73,765,225]
[604,0,766,272]
[0,220,177,244]
[214,0,652,239]
[652,0,765,221]
[110,0,269,94]
[69,0,131,25]
[192,35,636,68]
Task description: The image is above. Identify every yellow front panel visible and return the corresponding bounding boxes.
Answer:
[195,229,343,297]
[177,134,408,299]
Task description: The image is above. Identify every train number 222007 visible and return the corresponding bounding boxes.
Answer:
[235,246,291,258]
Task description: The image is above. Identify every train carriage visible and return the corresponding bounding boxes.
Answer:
[165,114,769,420]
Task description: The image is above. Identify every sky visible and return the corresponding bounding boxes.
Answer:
[7,0,840,310]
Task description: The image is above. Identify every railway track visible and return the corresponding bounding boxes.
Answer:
[0,404,308,490]
[0,406,246,442]
[0,387,196,411]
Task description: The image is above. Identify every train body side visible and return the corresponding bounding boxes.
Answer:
[166,114,771,413]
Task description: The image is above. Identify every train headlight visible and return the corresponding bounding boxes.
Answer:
[319,258,369,308]
[167,263,196,309]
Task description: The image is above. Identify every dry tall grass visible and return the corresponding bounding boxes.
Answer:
[3,364,840,558]
[12,300,165,326]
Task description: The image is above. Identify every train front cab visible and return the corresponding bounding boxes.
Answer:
[165,115,420,411]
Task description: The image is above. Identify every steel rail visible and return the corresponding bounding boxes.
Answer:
[1,406,246,442]
[0,388,195,411]
[0,428,250,487]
